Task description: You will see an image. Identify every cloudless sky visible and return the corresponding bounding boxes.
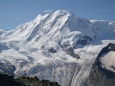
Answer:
[0,0,115,30]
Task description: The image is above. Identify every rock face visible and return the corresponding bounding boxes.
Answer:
[0,72,26,86]
[0,72,60,86]
[16,76,60,86]
[87,43,115,86]
[0,62,16,75]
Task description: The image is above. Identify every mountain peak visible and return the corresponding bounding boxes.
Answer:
[33,10,73,24]
[53,10,72,15]
[35,10,73,19]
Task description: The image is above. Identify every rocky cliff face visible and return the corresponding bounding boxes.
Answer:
[87,43,115,86]
[0,72,60,86]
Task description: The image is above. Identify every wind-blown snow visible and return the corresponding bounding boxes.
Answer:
[0,10,115,86]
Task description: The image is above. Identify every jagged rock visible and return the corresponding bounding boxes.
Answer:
[0,62,16,75]
[0,72,26,86]
[0,72,60,86]
[87,43,115,86]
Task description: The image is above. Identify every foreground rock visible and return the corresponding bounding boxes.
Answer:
[0,72,60,86]
[87,43,115,86]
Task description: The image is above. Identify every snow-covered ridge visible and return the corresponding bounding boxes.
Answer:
[0,10,115,86]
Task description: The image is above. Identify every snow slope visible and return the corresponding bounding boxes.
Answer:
[0,10,115,86]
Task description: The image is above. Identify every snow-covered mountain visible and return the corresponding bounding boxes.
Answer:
[0,10,115,86]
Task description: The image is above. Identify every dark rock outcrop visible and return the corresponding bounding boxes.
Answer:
[0,72,26,86]
[0,72,60,86]
[17,76,60,86]
[87,43,115,86]
[77,35,92,46]
[0,62,16,75]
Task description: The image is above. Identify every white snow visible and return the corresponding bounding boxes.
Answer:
[100,51,115,72]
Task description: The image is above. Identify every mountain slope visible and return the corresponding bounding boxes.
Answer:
[0,10,115,86]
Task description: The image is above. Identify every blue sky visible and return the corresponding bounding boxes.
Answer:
[0,0,115,30]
